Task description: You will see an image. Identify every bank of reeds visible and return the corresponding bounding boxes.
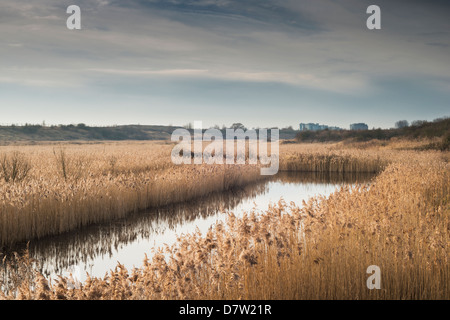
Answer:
[279,143,395,173]
[0,142,265,246]
[1,148,448,299]
[0,141,399,247]
[0,141,444,247]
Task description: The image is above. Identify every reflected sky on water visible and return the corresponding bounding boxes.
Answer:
[3,171,375,282]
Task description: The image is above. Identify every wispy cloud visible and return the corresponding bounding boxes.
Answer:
[87,68,210,76]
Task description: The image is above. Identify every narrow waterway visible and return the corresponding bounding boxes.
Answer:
[3,171,376,283]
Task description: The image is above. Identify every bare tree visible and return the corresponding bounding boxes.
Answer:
[395,120,409,129]
[231,123,246,130]
[0,151,32,183]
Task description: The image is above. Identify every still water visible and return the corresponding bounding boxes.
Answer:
[6,171,375,282]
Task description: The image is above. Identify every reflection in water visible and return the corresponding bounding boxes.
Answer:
[2,171,375,280]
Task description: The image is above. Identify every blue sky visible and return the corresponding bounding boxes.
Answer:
[1,0,449,129]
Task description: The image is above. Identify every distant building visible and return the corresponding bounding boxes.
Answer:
[350,123,369,130]
[299,123,342,131]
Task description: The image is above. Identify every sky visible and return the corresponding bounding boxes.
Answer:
[0,0,449,129]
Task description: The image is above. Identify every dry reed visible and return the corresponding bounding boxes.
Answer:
[0,142,264,246]
[1,141,448,300]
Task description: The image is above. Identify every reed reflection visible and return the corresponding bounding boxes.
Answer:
[3,171,375,278]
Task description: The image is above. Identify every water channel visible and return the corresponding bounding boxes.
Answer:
[3,171,376,283]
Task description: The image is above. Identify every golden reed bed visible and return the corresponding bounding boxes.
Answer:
[0,140,394,247]
[0,140,449,299]
[0,141,264,246]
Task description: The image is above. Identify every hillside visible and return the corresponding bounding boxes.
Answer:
[0,124,299,144]
[2,119,447,147]
[295,117,450,150]
[0,124,180,144]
